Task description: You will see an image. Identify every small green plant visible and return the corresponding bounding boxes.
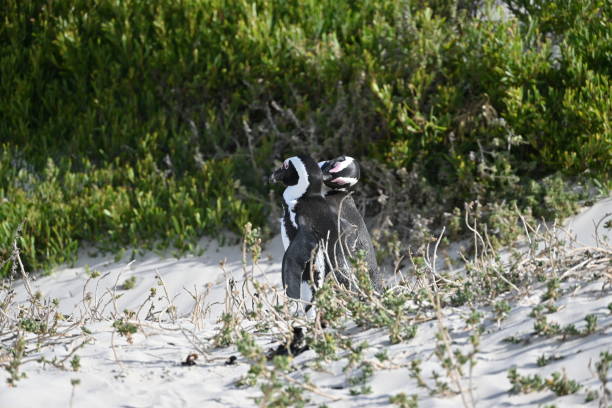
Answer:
[561,323,580,338]
[536,353,563,367]
[257,381,308,408]
[493,300,511,324]
[594,351,611,404]
[466,309,484,329]
[85,265,101,278]
[389,393,418,408]
[508,368,581,396]
[541,278,560,301]
[507,367,546,393]
[18,318,48,335]
[450,285,475,307]
[375,350,389,362]
[114,248,126,263]
[584,389,598,402]
[235,330,309,407]
[70,378,80,408]
[529,303,558,318]
[533,315,561,337]
[546,371,581,396]
[533,313,600,339]
[120,276,137,290]
[243,223,262,264]
[310,332,339,363]
[5,336,27,386]
[583,314,598,335]
[70,355,81,372]
[408,360,429,390]
[214,312,241,348]
[348,362,374,396]
[502,335,524,344]
[112,319,138,344]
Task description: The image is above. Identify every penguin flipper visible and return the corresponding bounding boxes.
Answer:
[282,228,318,300]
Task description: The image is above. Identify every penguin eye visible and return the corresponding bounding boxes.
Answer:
[283,160,289,169]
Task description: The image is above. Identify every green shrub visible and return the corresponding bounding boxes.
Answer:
[1,0,609,273]
[0,143,262,275]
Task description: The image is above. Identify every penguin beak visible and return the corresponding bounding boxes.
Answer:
[269,168,280,184]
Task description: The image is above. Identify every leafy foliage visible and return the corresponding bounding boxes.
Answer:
[1,0,610,273]
[0,143,261,275]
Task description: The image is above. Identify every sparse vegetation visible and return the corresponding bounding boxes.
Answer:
[1,208,611,407]
[390,392,419,408]
[594,351,612,405]
[508,368,581,396]
[200,216,609,406]
[537,353,564,367]
[120,276,137,291]
[112,318,138,344]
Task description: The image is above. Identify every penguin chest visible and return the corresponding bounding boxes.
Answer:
[280,203,298,250]
[280,219,290,250]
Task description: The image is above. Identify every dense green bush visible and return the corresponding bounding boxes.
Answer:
[1,0,610,274]
[0,141,262,274]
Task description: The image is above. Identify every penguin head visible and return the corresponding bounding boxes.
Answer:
[269,158,299,186]
[319,156,360,191]
[270,155,323,200]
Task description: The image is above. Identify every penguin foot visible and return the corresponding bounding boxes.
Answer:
[266,327,309,359]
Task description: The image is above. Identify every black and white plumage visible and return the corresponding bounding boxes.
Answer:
[273,154,382,296]
[318,155,360,193]
[278,156,364,251]
[319,156,382,291]
[269,155,342,310]
[277,156,361,251]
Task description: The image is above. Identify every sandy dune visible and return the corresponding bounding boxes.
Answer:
[1,198,610,407]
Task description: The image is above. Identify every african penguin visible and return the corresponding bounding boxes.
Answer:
[318,155,360,194]
[319,156,383,291]
[276,156,361,251]
[277,156,362,251]
[269,155,344,313]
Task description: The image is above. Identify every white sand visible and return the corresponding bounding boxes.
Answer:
[2,198,610,407]
[561,197,612,248]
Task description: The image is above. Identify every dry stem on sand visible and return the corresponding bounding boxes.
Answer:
[1,210,611,407]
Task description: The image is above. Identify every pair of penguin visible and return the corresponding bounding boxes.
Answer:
[269,154,382,314]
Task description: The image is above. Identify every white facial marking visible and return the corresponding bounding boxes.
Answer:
[330,176,358,186]
[329,156,354,173]
[282,157,309,229]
